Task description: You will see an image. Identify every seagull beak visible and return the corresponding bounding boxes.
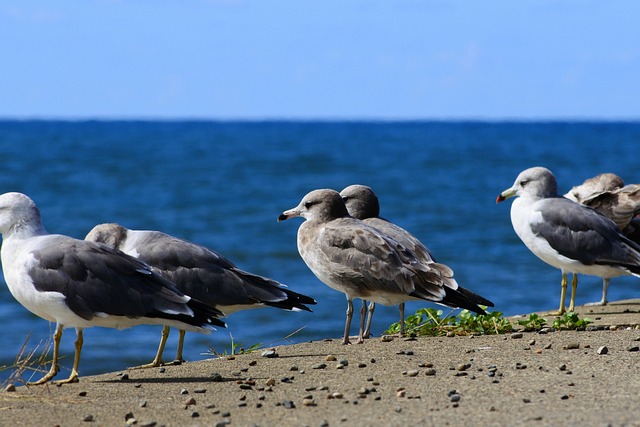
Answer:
[278,208,300,222]
[496,187,517,203]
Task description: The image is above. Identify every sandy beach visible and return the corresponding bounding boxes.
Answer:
[2,300,640,427]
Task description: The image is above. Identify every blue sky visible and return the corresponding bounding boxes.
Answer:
[1,1,639,120]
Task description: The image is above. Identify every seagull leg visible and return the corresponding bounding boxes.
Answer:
[54,328,82,384]
[551,273,568,315]
[568,273,578,312]
[586,278,610,306]
[399,303,406,337]
[130,325,170,369]
[356,300,367,344]
[600,278,610,306]
[28,323,63,385]
[362,301,375,339]
[343,299,354,345]
[172,329,186,364]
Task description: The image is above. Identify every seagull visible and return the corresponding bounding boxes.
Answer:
[564,173,625,207]
[278,189,493,344]
[564,173,640,305]
[565,174,640,233]
[497,167,640,314]
[340,184,487,338]
[85,223,316,368]
[0,192,225,385]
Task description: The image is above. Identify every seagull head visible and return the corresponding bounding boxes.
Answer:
[278,189,349,223]
[497,167,558,203]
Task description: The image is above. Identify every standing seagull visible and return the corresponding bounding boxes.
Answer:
[340,184,482,337]
[564,173,640,305]
[0,192,225,385]
[85,223,316,368]
[278,189,493,344]
[496,167,640,314]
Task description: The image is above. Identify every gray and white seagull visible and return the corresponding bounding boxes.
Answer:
[339,184,488,338]
[497,167,640,314]
[85,223,316,368]
[0,192,225,384]
[278,188,493,344]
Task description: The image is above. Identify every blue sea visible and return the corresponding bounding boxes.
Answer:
[1,120,639,383]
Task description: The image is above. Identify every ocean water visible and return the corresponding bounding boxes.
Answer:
[1,120,639,382]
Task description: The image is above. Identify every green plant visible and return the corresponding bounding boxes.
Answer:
[205,332,262,357]
[385,307,513,337]
[518,313,548,331]
[552,312,593,330]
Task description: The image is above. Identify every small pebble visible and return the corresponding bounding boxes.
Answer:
[338,359,349,366]
[312,363,327,369]
[194,388,207,394]
[265,378,276,386]
[627,346,640,352]
[405,370,419,377]
[191,412,200,418]
[597,346,609,355]
[261,349,278,358]
[544,343,552,349]
[158,368,166,373]
[528,339,536,346]
[450,394,461,403]
[358,363,367,368]
[326,355,337,361]
[139,400,148,408]
[184,397,196,406]
[210,373,223,382]
[332,392,343,399]
[302,398,316,406]
[563,342,580,350]
[425,368,436,376]
[511,333,523,339]
[120,374,129,381]
[180,388,189,395]
[78,391,87,397]
[140,422,157,427]
[5,384,16,392]
[290,366,299,371]
[380,335,394,342]
[248,360,257,366]
[83,415,94,422]
[283,400,296,409]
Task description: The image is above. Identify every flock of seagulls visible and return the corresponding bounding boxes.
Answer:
[277,188,493,344]
[1,166,638,384]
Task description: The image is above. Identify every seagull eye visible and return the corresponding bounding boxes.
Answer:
[304,201,314,209]
[519,179,528,187]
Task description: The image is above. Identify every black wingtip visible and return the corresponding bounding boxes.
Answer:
[441,286,494,315]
